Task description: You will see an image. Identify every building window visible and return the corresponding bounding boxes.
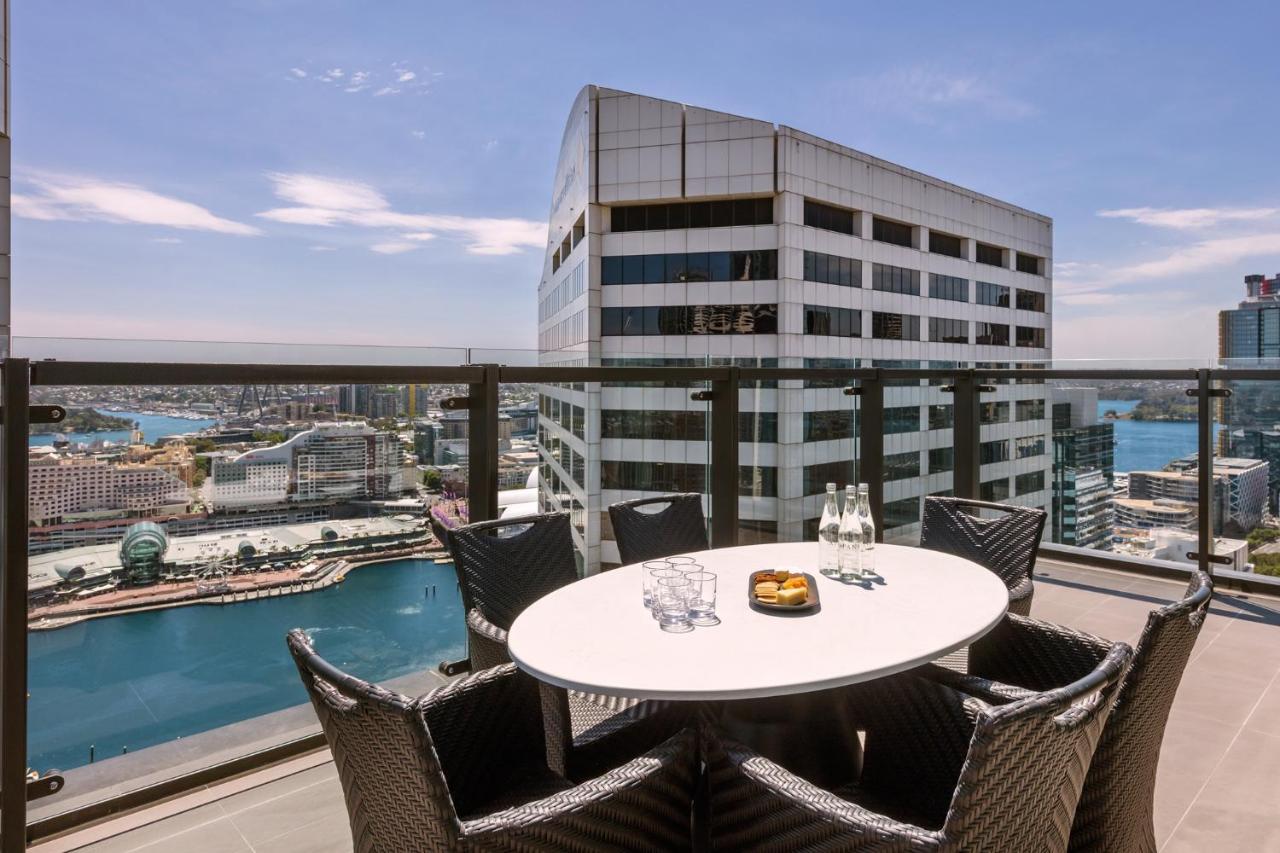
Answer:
[803,460,858,496]
[928,447,954,474]
[928,404,954,430]
[805,305,861,337]
[739,412,779,443]
[929,274,969,302]
[1015,252,1042,275]
[601,251,778,285]
[803,199,856,235]
[739,466,778,498]
[929,231,963,258]
[885,405,921,435]
[1016,326,1046,348]
[1016,470,1046,495]
[1016,399,1046,421]
[980,401,1010,425]
[601,304,779,336]
[976,281,1010,307]
[1015,435,1046,459]
[611,198,773,232]
[929,317,969,344]
[975,322,1011,346]
[980,477,1010,502]
[872,311,920,341]
[884,497,920,530]
[804,410,858,442]
[1016,290,1046,312]
[885,451,920,481]
[601,409,707,441]
[980,439,1010,464]
[601,460,707,493]
[872,217,913,247]
[803,251,862,287]
[872,263,920,295]
[976,242,1005,267]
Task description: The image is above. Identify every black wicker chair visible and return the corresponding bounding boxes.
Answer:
[921,569,1212,853]
[704,641,1133,852]
[608,494,709,566]
[920,496,1047,617]
[287,630,698,852]
[447,512,687,779]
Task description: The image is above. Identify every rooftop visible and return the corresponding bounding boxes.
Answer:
[29,559,1280,853]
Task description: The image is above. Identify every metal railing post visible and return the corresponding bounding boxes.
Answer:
[856,372,884,541]
[708,367,739,548]
[1,358,30,851]
[466,364,500,525]
[1196,368,1213,577]
[951,371,980,500]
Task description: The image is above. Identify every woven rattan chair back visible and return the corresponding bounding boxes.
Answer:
[286,629,462,851]
[945,642,1133,852]
[608,494,709,565]
[1067,570,1213,852]
[447,513,578,630]
[921,496,1046,613]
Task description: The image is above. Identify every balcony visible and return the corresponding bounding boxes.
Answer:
[7,348,1280,850]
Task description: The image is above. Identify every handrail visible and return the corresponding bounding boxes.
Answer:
[6,356,1274,845]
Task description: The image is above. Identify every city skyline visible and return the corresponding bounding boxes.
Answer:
[11,1,1280,361]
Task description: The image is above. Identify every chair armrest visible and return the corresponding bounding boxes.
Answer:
[969,614,1113,693]
[418,663,545,817]
[703,727,943,849]
[462,728,699,848]
[466,607,512,670]
[914,662,1037,705]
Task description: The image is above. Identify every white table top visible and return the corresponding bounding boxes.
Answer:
[507,541,1009,701]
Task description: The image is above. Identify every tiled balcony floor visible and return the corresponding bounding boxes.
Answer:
[33,559,1280,852]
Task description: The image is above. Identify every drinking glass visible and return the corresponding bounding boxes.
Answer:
[641,560,671,608]
[655,576,694,633]
[684,571,719,626]
[665,555,699,572]
[648,567,683,620]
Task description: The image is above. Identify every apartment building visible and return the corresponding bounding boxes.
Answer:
[536,86,1052,569]
[28,452,191,525]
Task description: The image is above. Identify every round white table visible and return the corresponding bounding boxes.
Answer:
[508,541,1009,702]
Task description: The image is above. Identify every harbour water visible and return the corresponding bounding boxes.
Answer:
[27,558,464,773]
[29,410,219,447]
[1099,399,1220,473]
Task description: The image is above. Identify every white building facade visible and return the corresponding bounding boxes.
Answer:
[536,86,1053,570]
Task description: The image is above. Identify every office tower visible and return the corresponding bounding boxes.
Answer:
[1050,387,1115,549]
[537,86,1052,570]
[1219,273,1280,508]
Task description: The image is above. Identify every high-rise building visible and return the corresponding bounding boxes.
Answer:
[536,86,1053,569]
[28,452,192,526]
[1128,456,1267,534]
[1050,387,1115,549]
[209,422,404,509]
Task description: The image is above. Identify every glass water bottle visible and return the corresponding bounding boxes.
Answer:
[838,485,861,581]
[857,483,877,578]
[818,483,841,577]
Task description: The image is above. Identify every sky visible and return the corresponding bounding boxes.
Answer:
[11,0,1280,363]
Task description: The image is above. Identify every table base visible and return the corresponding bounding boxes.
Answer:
[714,690,862,789]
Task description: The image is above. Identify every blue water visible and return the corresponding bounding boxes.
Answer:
[27,558,464,772]
[29,410,219,447]
[1099,399,1221,473]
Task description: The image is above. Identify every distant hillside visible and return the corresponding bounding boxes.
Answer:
[31,408,136,435]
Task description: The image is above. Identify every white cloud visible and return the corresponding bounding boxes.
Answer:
[853,66,1036,122]
[370,241,418,255]
[482,138,499,152]
[1098,206,1280,230]
[13,175,260,236]
[151,236,183,244]
[309,245,336,252]
[396,70,416,83]
[291,63,438,97]
[256,172,544,255]
[410,130,426,140]
[344,70,371,93]
[318,68,344,82]
[373,86,399,97]
[289,67,307,79]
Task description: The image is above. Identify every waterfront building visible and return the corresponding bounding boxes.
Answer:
[1131,456,1267,534]
[209,422,405,510]
[536,86,1052,569]
[1113,497,1197,532]
[1222,425,1280,512]
[1217,273,1280,439]
[1050,387,1115,550]
[28,452,192,526]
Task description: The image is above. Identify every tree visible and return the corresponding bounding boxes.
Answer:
[423,469,443,491]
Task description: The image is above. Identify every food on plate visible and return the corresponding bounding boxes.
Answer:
[781,576,808,590]
[774,569,791,583]
[755,572,778,584]
[775,586,807,606]
[753,580,780,602]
